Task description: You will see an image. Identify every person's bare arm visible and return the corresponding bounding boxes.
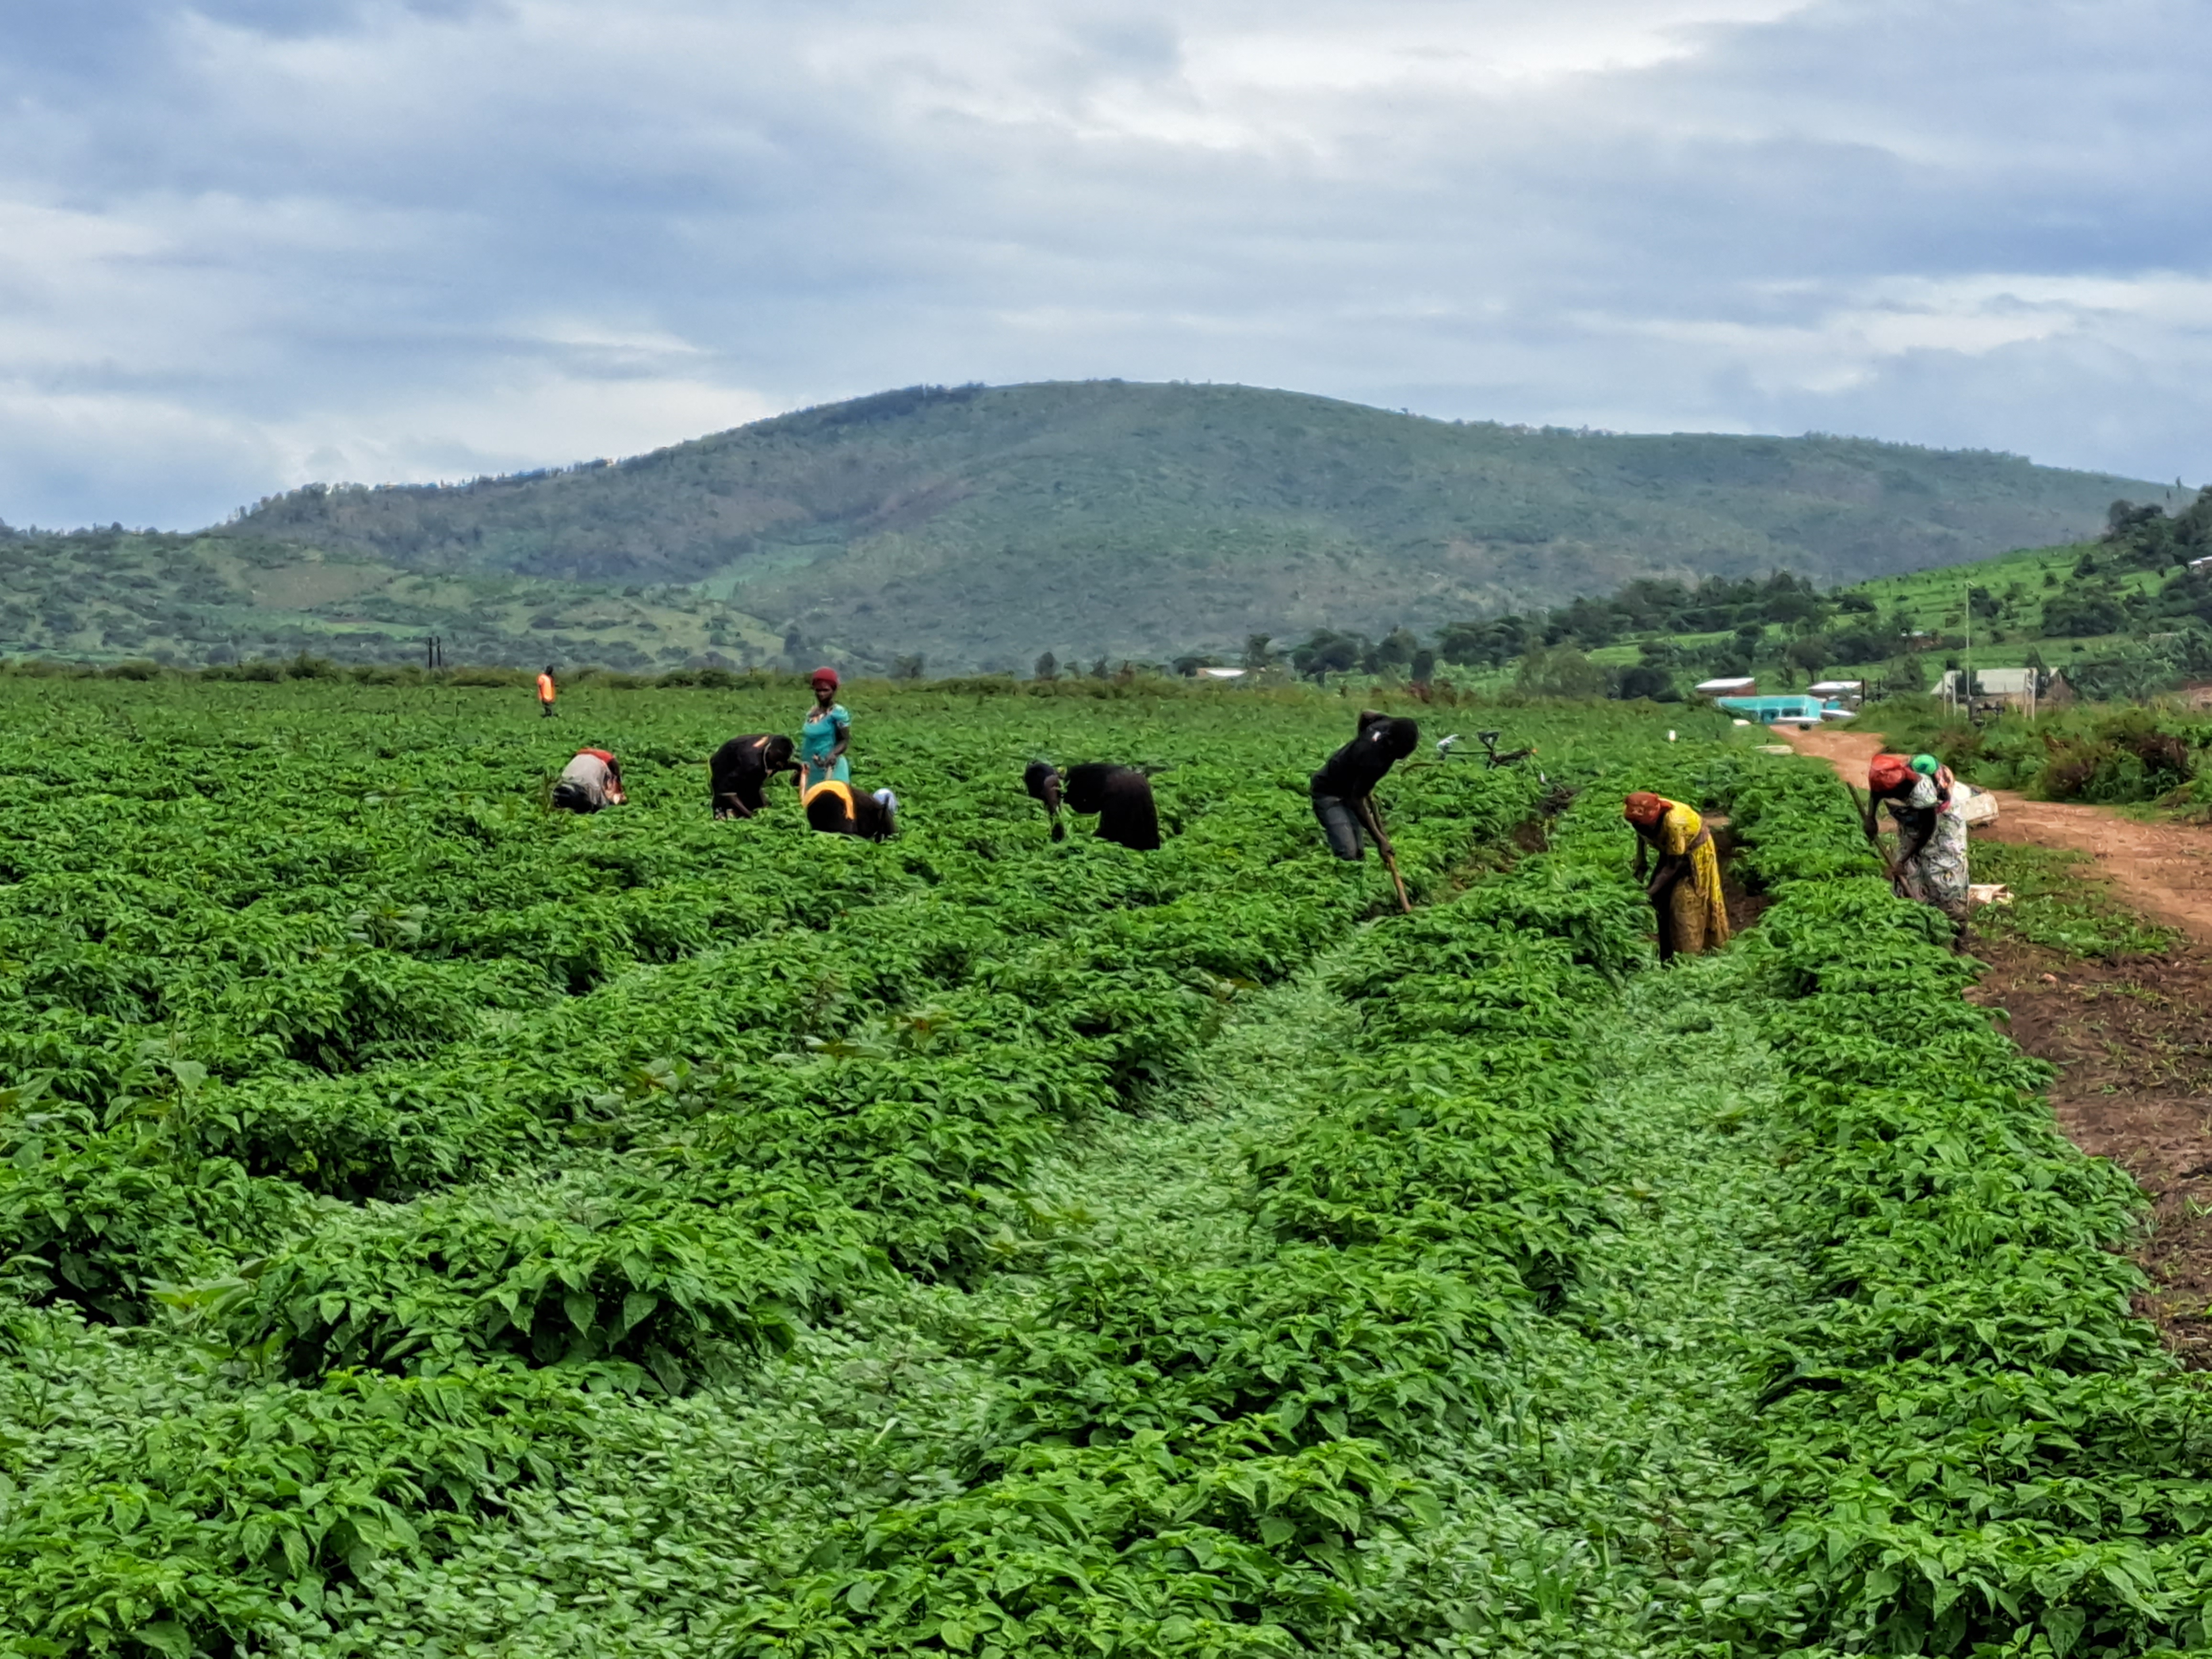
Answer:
[1894,809,1935,865]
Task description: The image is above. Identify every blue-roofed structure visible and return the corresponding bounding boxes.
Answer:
[1714,694,1848,724]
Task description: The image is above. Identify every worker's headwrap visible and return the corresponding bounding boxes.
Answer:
[1623,791,1668,826]
[1910,753,1942,777]
[810,666,840,689]
[1867,752,1914,796]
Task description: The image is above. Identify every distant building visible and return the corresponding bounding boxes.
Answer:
[1936,667,2071,711]
[1196,666,1246,680]
[1692,676,1757,697]
[1806,679,1865,707]
[1714,693,1840,726]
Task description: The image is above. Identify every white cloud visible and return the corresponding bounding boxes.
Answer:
[0,0,2207,528]
[257,368,781,490]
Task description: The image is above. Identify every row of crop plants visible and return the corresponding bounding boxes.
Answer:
[690,750,2212,1657]
[14,682,2187,1657]
[0,686,1636,1652]
[697,736,1735,1654]
[1718,769,2212,1656]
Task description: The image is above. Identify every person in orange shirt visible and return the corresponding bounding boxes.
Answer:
[537,665,557,718]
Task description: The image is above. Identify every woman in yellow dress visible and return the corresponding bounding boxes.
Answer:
[1623,792,1731,961]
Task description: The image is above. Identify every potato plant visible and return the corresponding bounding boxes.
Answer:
[0,679,2200,1659]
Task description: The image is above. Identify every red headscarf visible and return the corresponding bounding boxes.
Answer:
[1623,791,1667,826]
[810,666,840,689]
[1867,752,1913,796]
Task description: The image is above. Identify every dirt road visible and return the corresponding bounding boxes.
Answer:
[1778,723,2212,945]
[1777,720,2212,1364]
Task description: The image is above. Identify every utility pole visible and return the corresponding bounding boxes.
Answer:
[1960,579,1971,719]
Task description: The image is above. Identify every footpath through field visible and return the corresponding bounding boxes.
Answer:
[991,935,1803,1651]
[1781,719,2212,1369]
[307,931,1803,1654]
[1778,722,2212,943]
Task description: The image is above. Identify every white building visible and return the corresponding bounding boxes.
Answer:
[1936,667,2070,711]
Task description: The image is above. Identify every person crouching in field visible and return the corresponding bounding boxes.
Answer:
[1623,791,1729,961]
[1023,761,1162,850]
[1309,711,1418,859]
[1868,752,1969,940]
[804,779,897,840]
[553,747,626,812]
[710,734,798,818]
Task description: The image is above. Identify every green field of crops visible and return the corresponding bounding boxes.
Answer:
[0,680,2204,1659]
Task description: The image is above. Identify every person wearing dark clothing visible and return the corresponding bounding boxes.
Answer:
[1023,761,1064,833]
[1024,761,1162,851]
[803,780,898,841]
[709,734,798,818]
[1310,711,1418,860]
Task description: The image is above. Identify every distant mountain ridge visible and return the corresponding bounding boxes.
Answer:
[222,380,2156,671]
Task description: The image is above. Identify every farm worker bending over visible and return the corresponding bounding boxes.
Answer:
[537,665,557,719]
[803,780,896,840]
[1911,751,1957,806]
[1309,711,1418,860]
[1623,792,1730,962]
[1869,752,1969,937]
[799,668,851,790]
[553,747,626,813]
[710,734,798,818]
[1023,761,1161,850]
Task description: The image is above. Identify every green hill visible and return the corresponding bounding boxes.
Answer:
[1487,487,2212,704]
[0,529,782,670]
[221,380,2156,671]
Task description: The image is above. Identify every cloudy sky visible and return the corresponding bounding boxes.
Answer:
[2,0,2205,529]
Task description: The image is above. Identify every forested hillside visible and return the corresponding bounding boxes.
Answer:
[1416,487,2212,706]
[223,380,2152,671]
[0,529,780,670]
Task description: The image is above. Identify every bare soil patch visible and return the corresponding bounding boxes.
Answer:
[1769,722,2212,1360]
[1976,799,2212,944]
[1710,820,1771,937]
[1780,722,2212,945]
[1969,939,2212,1365]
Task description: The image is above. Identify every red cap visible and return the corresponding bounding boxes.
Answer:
[810,666,839,688]
[1868,753,1912,794]
[1623,791,1667,825]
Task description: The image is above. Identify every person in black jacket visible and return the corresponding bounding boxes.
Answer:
[709,734,798,818]
[1310,711,1417,859]
[1023,761,1161,850]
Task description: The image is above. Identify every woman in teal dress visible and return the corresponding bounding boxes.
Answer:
[799,667,851,790]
